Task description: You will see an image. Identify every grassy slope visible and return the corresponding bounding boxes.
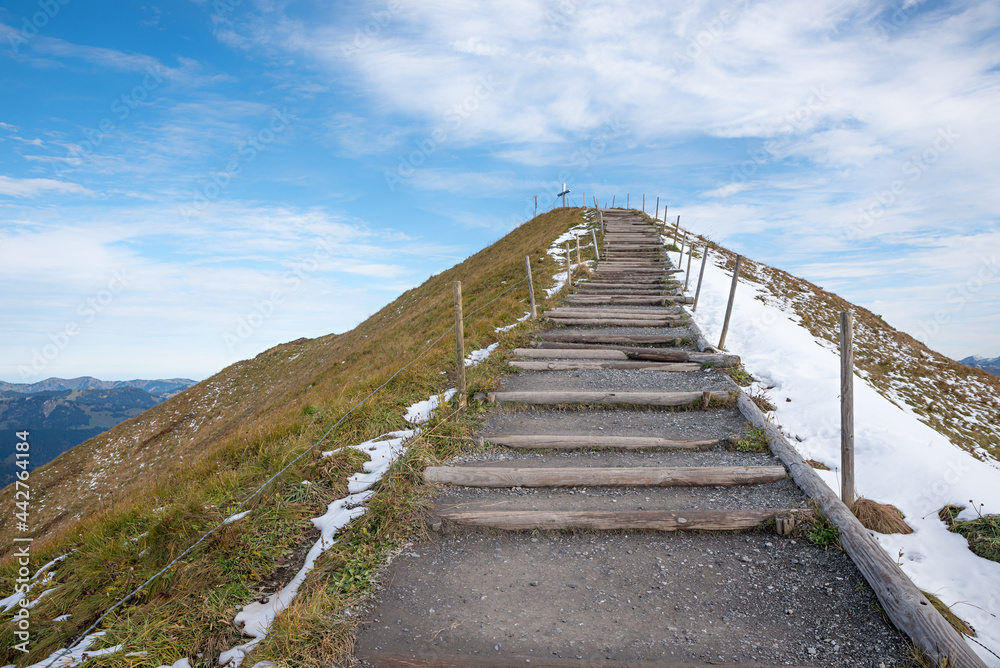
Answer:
[702,241,1000,461]
[0,208,586,667]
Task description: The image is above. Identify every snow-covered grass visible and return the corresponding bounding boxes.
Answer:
[689,244,1000,666]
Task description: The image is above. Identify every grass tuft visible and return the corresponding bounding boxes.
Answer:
[940,503,1000,563]
[804,512,841,550]
[806,459,830,470]
[852,498,913,535]
[921,591,975,637]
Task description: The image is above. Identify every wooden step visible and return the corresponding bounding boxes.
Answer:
[437,508,809,531]
[488,390,732,406]
[484,434,720,450]
[510,360,702,372]
[513,348,627,359]
[424,465,787,487]
[543,318,683,327]
[545,309,682,319]
[531,343,740,367]
[536,332,682,345]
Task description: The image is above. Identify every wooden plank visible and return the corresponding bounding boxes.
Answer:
[512,348,627,359]
[362,652,810,667]
[536,332,682,344]
[530,342,741,367]
[425,465,788,487]
[489,390,731,406]
[484,434,719,450]
[510,360,702,372]
[545,309,681,319]
[542,318,680,326]
[736,391,988,667]
[437,508,809,531]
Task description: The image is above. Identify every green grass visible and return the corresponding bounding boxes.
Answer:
[733,425,769,453]
[944,506,1000,563]
[0,208,587,667]
[805,513,841,550]
[725,365,754,386]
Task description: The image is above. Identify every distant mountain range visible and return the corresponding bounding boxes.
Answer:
[0,377,197,487]
[959,355,1000,377]
[0,376,195,399]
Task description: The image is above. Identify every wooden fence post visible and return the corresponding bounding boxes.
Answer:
[566,243,573,288]
[591,229,600,261]
[599,210,604,234]
[525,256,536,319]
[673,215,680,246]
[692,246,709,312]
[655,196,659,221]
[582,191,586,210]
[575,234,582,265]
[718,255,741,350]
[627,193,629,209]
[454,281,466,408]
[841,311,855,508]
[679,231,687,266]
[684,243,694,291]
[593,196,598,209]
[612,195,615,208]
[642,193,645,213]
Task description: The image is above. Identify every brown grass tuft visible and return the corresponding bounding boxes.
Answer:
[852,498,913,535]
[806,459,830,470]
[921,590,976,637]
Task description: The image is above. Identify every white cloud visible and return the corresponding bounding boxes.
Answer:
[0,176,94,198]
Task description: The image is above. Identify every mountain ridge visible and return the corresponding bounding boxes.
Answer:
[0,376,197,399]
[959,355,1000,377]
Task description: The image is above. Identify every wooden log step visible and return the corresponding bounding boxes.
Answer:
[566,297,692,306]
[544,318,682,327]
[510,360,702,372]
[488,390,732,406]
[547,307,683,316]
[513,347,628,359]
[437,508,810,531]
[536,332,683,344]
[484,434,720,450]
[424,465,787,488]
[361,652,810,668]
[546,309,682,320]
[530,343,741,367]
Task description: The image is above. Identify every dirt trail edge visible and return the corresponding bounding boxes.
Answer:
[353,210,913,667]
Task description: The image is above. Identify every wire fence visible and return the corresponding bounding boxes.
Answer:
[41,273,533,665]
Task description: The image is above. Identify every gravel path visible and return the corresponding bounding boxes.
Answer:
[351,211,912,667]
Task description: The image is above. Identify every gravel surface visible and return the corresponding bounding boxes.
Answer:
[482,406,750,441]
[448,449,784,469]
[353,531,911,666]
[433,477,806,512]
[497,368,738,393]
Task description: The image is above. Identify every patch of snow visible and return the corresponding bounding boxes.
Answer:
[23,632,122,668]
[155,660,191,668]
[54,614,71,622]
[402,389,457,425]
[223,510,251,525]
[465,343,499,367]
[692,247,1000,665]
[495,312,531,333]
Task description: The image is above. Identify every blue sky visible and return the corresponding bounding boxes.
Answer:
[1,0,998,383]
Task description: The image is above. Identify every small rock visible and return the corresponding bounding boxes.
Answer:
[807,647,817,655]
[530,581,538,586]
[494,644,501,651]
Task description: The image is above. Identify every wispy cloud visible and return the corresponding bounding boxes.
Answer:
[0,176,94,198]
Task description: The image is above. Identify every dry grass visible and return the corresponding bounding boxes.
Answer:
[921,591,975,637]
[0,208,587,667]
[852,498,913,535]
[806,459,830,470]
